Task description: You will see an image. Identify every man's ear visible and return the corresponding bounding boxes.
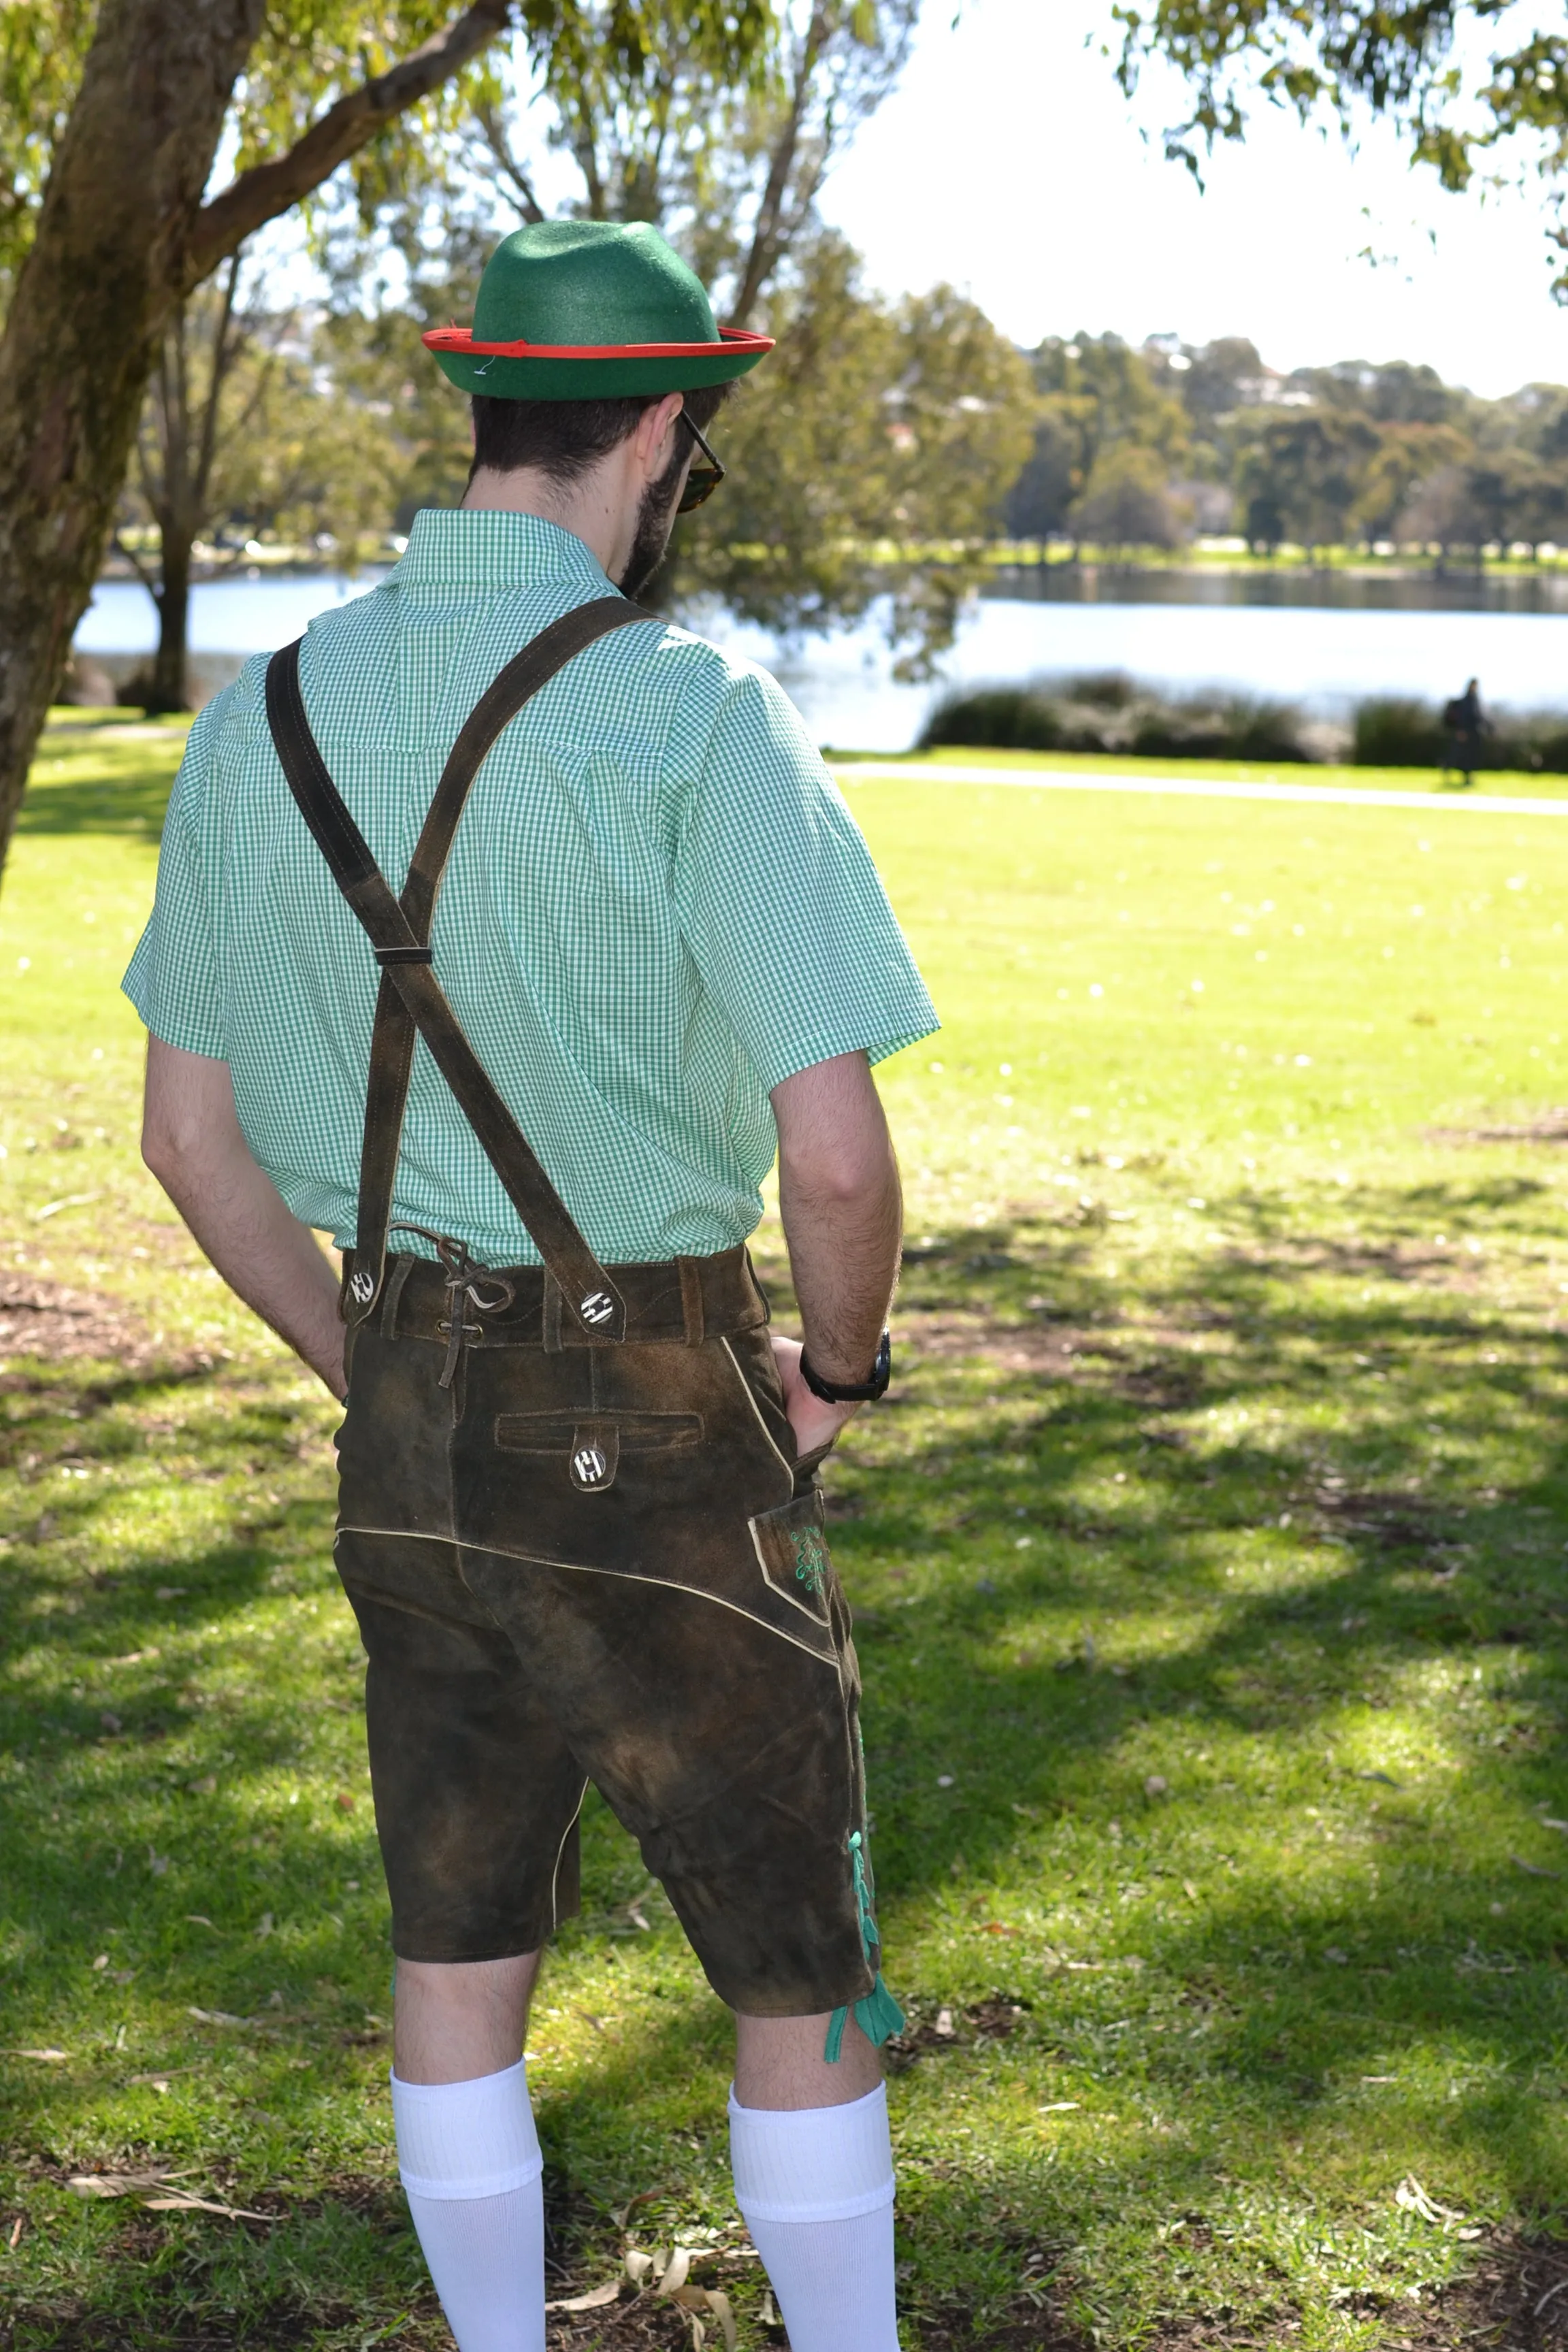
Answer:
[633,392,686,480]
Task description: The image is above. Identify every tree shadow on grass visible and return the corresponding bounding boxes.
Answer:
[16,728,184,844]
[7,1177,1568,2344]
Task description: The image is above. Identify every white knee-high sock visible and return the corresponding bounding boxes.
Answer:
[729,2082,899,2352]
[390,2057,544,2352]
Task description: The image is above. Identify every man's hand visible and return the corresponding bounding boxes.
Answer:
[770,1051,901,1467]
[142,1037,347,1399]
[770,1333,860,1463]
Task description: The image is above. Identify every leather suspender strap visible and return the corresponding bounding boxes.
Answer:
[263,595,655,1341]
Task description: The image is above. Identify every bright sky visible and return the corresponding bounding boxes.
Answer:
[818,0,1568,399]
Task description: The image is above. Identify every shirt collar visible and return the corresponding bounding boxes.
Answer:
[392,506,617,595]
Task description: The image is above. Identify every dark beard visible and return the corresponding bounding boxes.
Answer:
[615,440,687,600]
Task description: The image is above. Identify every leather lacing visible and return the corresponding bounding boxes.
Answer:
[391,1224,517,1389]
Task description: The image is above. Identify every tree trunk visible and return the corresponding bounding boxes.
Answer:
[142,536,194,715]
[0,0,261,863]
[0,0,511,874]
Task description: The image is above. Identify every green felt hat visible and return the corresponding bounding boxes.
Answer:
[423,220,773,400]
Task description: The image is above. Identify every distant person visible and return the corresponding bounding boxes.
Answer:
[1442,677,1488,786]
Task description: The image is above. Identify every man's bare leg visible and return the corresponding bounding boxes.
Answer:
[389,1956,549,2352]
[734,2008,880,2107]
[394,1953,542,2083]
[731,2008,899,2351]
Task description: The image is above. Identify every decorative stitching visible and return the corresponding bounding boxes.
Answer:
[720,1336,795,1482]
[748,1498,834,1625]
[549,1778,589,1931]
[791,1525,828,1597]
[335,1523,843,1666]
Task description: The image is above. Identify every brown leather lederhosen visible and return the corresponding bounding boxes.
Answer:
[261,606,892,2021]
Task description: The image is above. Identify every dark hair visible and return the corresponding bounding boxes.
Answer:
[469,380,730,485]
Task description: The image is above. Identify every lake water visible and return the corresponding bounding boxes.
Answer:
[75,572,1568,752]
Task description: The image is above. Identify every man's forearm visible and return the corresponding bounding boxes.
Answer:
[777,1152,902,1384]
[142,1038,346,1399]
[159,1151,347,1399]
[772,1053,902,1386]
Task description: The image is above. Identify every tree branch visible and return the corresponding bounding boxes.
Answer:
[730,1,830,327]
[185,0,514,287]
[193,250,244,512]
[113,529,163,610]
[472,95,546,220]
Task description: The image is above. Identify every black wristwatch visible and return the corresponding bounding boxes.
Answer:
[799,1329,892,1403]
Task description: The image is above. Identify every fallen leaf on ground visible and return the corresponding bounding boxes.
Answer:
[1395,2174,1467,2228]
[1039,2101,1080,2114]
[6,2048,69,2062]
[142,2192,273,2221]
[544,2281,622,2313]
[68,2170,191,2199]
[669,2285,737,2351]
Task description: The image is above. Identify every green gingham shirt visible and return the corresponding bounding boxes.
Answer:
[123,510,937,1267]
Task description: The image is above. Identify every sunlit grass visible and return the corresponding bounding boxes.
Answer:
[1,719,1567,2346]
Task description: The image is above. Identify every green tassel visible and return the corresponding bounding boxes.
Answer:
[855,1972,905,2046]
[823,1973,905,2062]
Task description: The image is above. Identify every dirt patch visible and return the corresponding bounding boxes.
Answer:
[1409,2234,1568,2347]
[1305,1484,1452,1550]
[902,1309,1218,1423]
[0,1277,203,1379]
[887,1997,1028,2070]
[1430,1116,1568,1146]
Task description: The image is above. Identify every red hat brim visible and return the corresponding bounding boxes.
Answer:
[422,323,774,363]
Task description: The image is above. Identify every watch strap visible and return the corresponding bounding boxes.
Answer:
[798,1329,892,1404]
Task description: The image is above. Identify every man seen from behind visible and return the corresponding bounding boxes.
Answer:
[125,220,938,2352]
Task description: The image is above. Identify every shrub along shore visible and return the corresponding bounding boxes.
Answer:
[921,675,1568,772]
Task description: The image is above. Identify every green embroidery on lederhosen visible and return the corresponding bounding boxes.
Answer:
[790,1524,828,1596]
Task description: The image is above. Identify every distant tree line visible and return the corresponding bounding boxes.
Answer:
[108,255,1568,721]
[1004,333,1568,562]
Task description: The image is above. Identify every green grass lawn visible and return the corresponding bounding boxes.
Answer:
[4,719,1568,2351]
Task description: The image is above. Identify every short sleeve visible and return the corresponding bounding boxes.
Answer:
[121,698,229,1057]
[673,664,938,1088]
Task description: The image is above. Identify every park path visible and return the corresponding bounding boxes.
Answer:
[835,760,1568,817]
